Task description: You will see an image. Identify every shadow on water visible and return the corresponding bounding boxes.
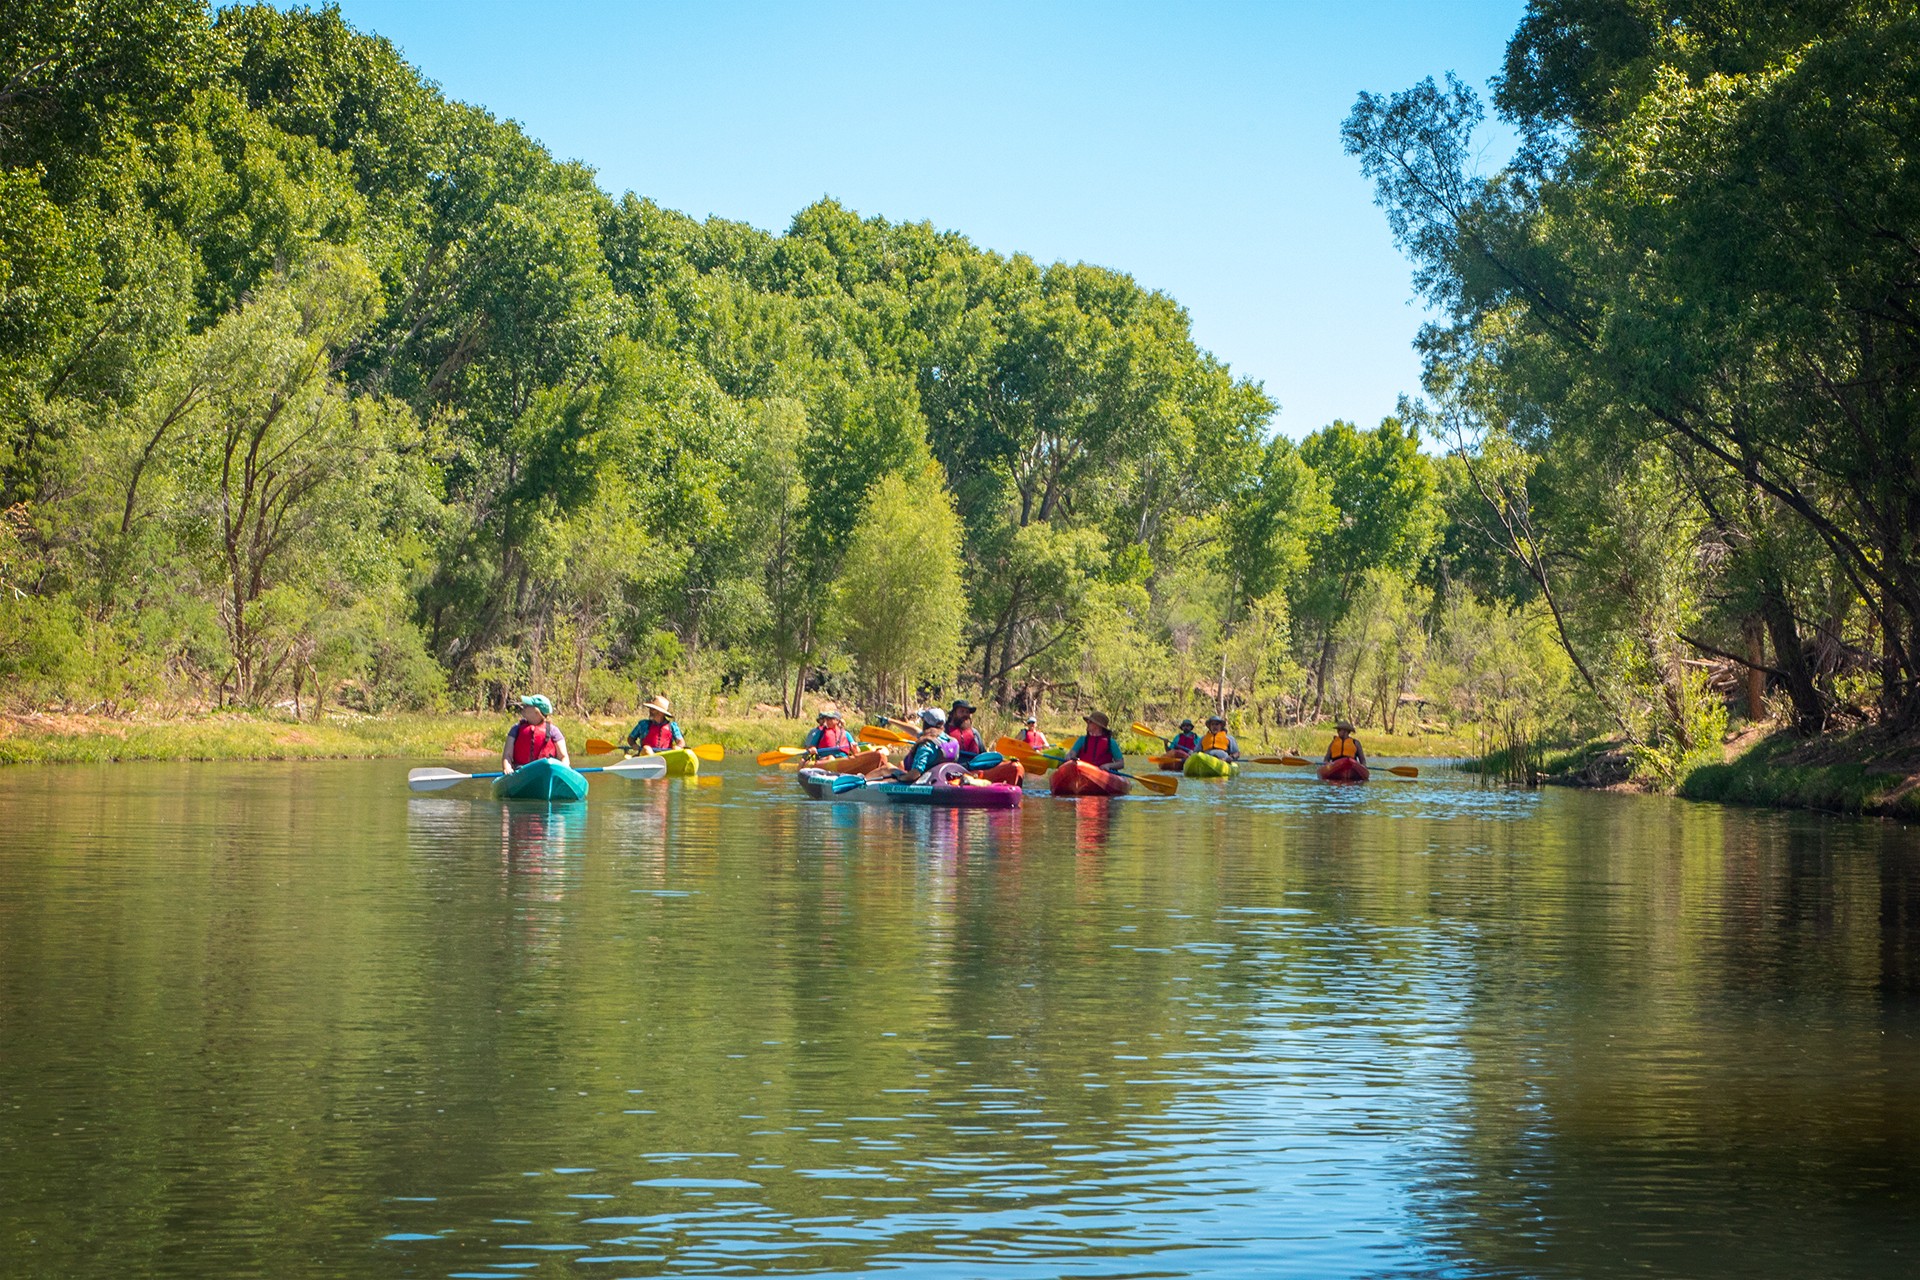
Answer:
[1,759,1918,1277]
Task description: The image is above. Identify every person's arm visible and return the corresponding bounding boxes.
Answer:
[1062,735,1084,762]
[670,722,686,749]
[552,728,571,768]
[502,727,517,773]
[1354,741,1367,764]
[625,720,642,748]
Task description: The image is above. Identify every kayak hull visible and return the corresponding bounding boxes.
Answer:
[878,781,1023,809]
[492,758,589,801]
[1157,753,1186,772]
[798,767,884,801]
[1318,758,1370,783]
[1182,751,1240,779]
[1049,760,1132,798]
[653,748,699,777]
[970,758,1026,787]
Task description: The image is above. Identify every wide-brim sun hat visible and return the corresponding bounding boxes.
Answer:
[644,696,672,715]
[519,693,553,715]
[1086,711,1110,728]
[1207,715,1226,726]
[1335,720,1355,732]
[1179,720,1194,729]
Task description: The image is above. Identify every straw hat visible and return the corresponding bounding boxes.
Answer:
[644,696,672,716]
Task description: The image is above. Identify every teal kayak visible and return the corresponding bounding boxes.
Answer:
[491,758,589,801]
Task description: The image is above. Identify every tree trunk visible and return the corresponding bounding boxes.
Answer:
[1743,614,1766,721]
[1758,581,1825,732]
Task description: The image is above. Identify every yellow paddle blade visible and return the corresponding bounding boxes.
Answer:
[1131,772,1178,796]
[1147,753,1183,767]
[584,738,623,756]
[861,724,913,744]
[1253,755,1314,766]
[692,743,724,761]
[1131,721,1167,742]
[756,747,806,766]
[1386,765,1420,778]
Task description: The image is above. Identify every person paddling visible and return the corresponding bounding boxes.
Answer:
[947,698,985,763]
[1324,720,1366,767]
[802,708,856,760]
[1166,719,1201,760]
[626,696,685,754]
[503,694,570,774]
[1201,714,1241,762]
[889,708,959,783]
[1018,716,1049,750]
[1063,710,1123,771]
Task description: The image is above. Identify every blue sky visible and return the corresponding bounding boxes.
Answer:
[329,0,1525,438]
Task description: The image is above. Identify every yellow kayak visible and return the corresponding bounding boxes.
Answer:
[652,747,699,777]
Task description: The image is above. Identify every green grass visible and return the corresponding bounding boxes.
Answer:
[1680,731,1920,820]
[1459,738,1618,780]
[0,710,1473,767]
[0,711,819,766]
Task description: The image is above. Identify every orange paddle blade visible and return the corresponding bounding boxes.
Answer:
[585,738,623,756]
[1386,765,1420,777]
[1130,772,1178,796]
[1253,755,1314,766]
[1130,721,1167,742]
[757,747,807,765]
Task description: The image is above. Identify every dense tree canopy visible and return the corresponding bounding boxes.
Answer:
[20,0,1873,774]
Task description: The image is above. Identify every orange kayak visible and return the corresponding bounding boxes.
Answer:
[1049,760,1132,797]
[1318,758,1370,783]
[814,749,888,775]
[971,758,1026,786]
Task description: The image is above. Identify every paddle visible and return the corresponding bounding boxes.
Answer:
[1148,753,1183,767]
[860,724,914,745]
[1131,721,1168,743]
[585,739,725,761]
[407,756,669,792]
[1110,769,1178,796]
[757,746,808,765]
[1253,755,1420,778]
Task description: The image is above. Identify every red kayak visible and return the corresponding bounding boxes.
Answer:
[1318,758,1370,783]
[1049,760,1133,797]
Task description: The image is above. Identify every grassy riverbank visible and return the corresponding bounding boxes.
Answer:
[0,712,815,766]
[1681,728,1920,820]
[0,711,1472,767]
[1464,725,1920,820]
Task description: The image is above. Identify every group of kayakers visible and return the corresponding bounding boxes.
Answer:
[501,688,1370,779]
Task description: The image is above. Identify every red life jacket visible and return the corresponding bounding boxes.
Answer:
[1019,728,1047,749]
[951,725,983,756]
[815,724,853,753]
[636,718,677,750]
[511,721,561,766]
[1078,732,1117,767]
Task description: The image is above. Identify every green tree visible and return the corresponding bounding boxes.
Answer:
[831,464,965,712]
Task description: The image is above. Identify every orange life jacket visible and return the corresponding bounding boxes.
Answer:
[1202,729,1233,752]
[1327,734,1358,759]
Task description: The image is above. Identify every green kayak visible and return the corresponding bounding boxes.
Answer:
[1182,751,1240,779]
[491,758,589,801]
[654,747,700,777]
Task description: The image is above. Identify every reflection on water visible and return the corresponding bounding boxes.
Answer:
[2,761,1919,1278]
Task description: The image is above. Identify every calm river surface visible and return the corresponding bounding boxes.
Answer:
[3,759,1919,1278]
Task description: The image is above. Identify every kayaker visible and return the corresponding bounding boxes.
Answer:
[1201,714,1241,762]
[889,708,959,783]
[1324,721,1366,766]
[1018,716,1049,750]
[503,694,570,773]
[1166,719,1202,759]
[947,699,985,762]
[1063,711,1123,771]
[625,696,685,754]
[802,708,856,759]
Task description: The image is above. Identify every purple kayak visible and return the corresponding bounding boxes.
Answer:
[877,781,1023,809]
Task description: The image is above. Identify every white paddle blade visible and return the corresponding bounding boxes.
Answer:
[408,767,476,791]
[601,756,668,780]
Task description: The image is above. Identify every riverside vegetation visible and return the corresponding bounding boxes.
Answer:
[2,3,1915,814]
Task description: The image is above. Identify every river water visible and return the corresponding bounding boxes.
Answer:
[2,759,1918,1278]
